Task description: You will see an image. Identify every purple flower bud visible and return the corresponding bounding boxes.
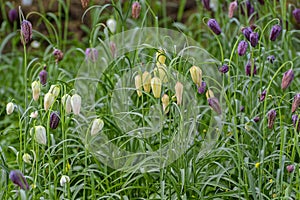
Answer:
[208,97,222,115]
[238,40,248,56]
[53,49,64,63]
[228,1,238,18]
[21,20,32,45]
[267,109,276,129]
[267,55,275,64]
[250,32,259,47]
[241,0,254,16]
[270,25,282,41]
[253,116,260,122]
[85,48,98,62]
[292,114,300,131]
[218,64,229,74]
[9,170,29,190]
[245,60,257,76]
[293,9,300,24]
[286,165,295,173]
[8,9,18,22]
[242,27,252,41]
[202,0,210,10]
[50,111,60,129]
[292,94,300,113]
[281,69,294,90]
[132,1,141,19]
[197,81,206,94]
[39,66,47,86]
[259,90,266,102]
[207,19,221,35]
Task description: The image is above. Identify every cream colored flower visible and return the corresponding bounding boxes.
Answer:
[151,77,162,98]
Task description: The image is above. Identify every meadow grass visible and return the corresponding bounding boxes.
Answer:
[1,0,300,199]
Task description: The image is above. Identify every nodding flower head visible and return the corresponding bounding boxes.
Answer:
[135,74,143,97]
[242,27,252,41]
[238,40,248,56]
[71,94,82,115]
[267,109,276,129]
[250,32,259,47]
[292,94,300,113]
[207,19,221,35]
[151,77,162,99]
[8,9,18,22]
[202,0,210,11]
[50,111,60,129]
[259,90,266,102]
[267,55,275,64]
[293,9,300,24]
[53,49,64,63]
[228,1,238,18]
[286,164,295,173]
[270,25,282,41]
[208,97,222,115]
[39,66,47,86]
[189,65,202,86]
[21,20,32,44]
[175,82,183,105]
[245,60,257,76]
[198,81,206,94]
[132,1,141,19]
[281,69,294,90]
[218,64,229,74]
[9,170,29,190]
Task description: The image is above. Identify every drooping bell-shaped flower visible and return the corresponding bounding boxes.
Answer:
[132,1,141,19]
[189,65,202,86]
[135,74,143,97]
[35,125,47,145]
[49,85,60,98]
[106,19,116,33]
[142,71,151,93]
[198,81,206,94]
[53,49,64,63]
[161,94,169,114]
[8,9,18,22]
[208,97,221,115]
[62,94,72,114]
[207,19,221,35]
[245,60,257,76]
[228,1,238,18]
[292,94,300,113]
[270,25,282,41]
[22,153,32,164]
[31,81,40,101]
[9,170,29,190]
[151,77,162,98]
[242,27,252,41]
[267,109,276,129]
[154,64,168,83]
[293,9,300,24]
[60,175,70,186]
[44,93,55,111]
[50,111,60,129]
[21,20,32,44]
[281,69,294,90]
[6,102,14,115]
[286,164,295,173]
[238,40,248,56]
[71,94,82,115]
[218,64,229,74]
[259,90,266,102]
[91,118,104,136]
[250,32,259,47]
[39,66,47,86]
[175,82,183,105]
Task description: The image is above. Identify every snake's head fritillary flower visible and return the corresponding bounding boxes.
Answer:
[267,109,276,129]
[198,81,206,94]
[60,175,70,186]
[281,69,294,90]
[292,94,300,113]
[218,64,229,74]
[207,19,221,35]
[253,116,260,122]
[267,55,275,64]
[202,0,210,10]
[161,94,170,114]
[71,94,82,115]
[106,18,116,33]
[22,153,32,164]
[142,71,151,93]
[293,9,300,24]
[151,77,162,99]
[85,48,98,62]
[228,1,238,18]
[91,118,104,136]
[242,27,252,41]
[245,60,257,76]
[238,40,248,56]
[62,94,72,114]
[6,102,14,115]
[49,85,60,98]
[250,32,259,47]
[8,9,18,22]
[53,49,64,63]
[286,165,295,173]
[9,170,29,190]
[39,66,47,86]
[154,64,168,83]
[21,20,32,45]
[44,93,55,111]
[132,1,141,19]
[175,82,183,105]
[50,111,60,129]
[35,125,47,145]
[31,81,40,101]
[259,90,267,102]
[189,66,202,86]
[135,74,143,97]
[270,25,282,41]
[208,97,222,115]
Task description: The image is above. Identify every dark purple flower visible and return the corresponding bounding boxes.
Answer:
[240,106,245,112]
[293,9,300,24]
[253,116,260,122]
[50,111,60,129]
[267,55,275,64]
[132,1,141,19]
[242,27,252,41]
[85,48,98,62]
[270,25,282,41]
[8,9,18,22]
[202,0,210,10]
[259,90,266,102]
[281,69,294,90]
[245,60,257,76]
[241,0,254,16]
[207,19,221,35]
[53,49,64,63]
[9,170,29,190]
[250,32,259,47]
[218,64,229,74]
[238,40,248,56]
[21,20,32,45]
[267,109,276,129]
[292,94,300,113]
[39,66,47,86]
[292,114,300,131]
[197,81,206,94]
[286,165,295,173]
[208,97,222,115]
